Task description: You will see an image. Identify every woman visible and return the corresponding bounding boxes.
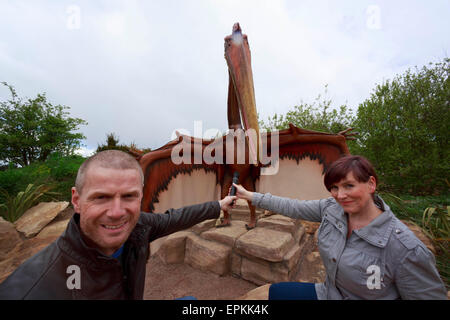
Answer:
[233,155,447,300]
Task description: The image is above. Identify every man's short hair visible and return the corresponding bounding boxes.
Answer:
[75,150,144,194]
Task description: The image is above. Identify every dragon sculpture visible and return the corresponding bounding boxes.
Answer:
[136,23,354,229]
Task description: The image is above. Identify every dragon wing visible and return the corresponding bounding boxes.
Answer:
[256,124,350,200]
[139,134,224,213]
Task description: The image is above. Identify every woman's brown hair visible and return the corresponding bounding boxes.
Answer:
[324,155,378,192]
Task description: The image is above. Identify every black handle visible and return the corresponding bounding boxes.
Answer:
[229,172,240,196]
[229,172,240,206]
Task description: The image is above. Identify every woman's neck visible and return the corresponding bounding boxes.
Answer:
[348,200,383,228]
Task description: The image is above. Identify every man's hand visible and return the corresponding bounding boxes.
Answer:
[219,195,237,212]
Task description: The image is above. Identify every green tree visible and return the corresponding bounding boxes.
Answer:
[259,85,355,135]
[96,133,152,155]
[0,82,87,166]
[353,58,450,194]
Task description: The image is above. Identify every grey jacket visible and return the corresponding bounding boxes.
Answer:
[252,192,447,300]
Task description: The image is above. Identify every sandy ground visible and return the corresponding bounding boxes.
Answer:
[143,254,258,300]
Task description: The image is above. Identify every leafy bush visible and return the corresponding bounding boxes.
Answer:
[96,133,151,155]
[353,58,450,195]
[0,153,85,203]
[422,205,449,287]
[259,85,356,136]
[0,184,59,222]
[422,205,449,243]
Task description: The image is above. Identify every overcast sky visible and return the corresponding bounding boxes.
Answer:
[1,0,449,156]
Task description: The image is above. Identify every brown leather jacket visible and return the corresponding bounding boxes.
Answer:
[0,201,220,299]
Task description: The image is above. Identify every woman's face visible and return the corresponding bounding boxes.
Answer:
[329,171,376,215]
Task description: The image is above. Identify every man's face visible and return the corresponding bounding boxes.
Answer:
[71,165,143,256]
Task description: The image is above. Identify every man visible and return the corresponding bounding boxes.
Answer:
[0,150,236,299]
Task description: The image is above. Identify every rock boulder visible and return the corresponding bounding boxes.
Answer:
[0,217,22,261]
[36,219,70,239]
[256,214,298,234]
[237,284,270,300]
[14,202,69,238]
[201,220,248,247]
[157,231,191,264]
[235,227,294,262]
[184,233,231,276]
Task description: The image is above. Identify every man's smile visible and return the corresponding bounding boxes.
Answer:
[101,221,128,230]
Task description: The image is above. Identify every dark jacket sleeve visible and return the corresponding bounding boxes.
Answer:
[140,201,221,242]
[0,242,64,300]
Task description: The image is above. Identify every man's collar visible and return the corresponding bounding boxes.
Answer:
[58,213,121,269]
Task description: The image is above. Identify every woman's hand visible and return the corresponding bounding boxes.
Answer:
[232,183,254,202]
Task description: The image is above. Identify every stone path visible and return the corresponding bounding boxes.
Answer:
[143,254,258,300]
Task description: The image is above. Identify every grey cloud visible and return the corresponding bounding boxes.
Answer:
[0,0,448,153]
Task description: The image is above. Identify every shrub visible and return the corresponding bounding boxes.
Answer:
[353,58,450,195]
[0,184,59,222]
[0,153,85,203]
